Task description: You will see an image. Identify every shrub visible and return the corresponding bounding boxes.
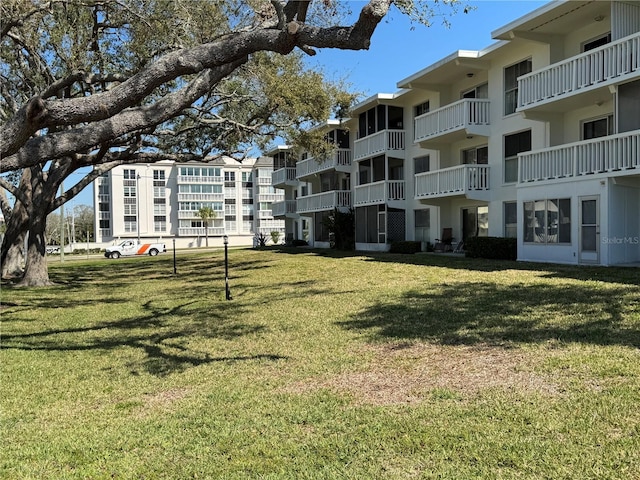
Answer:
[254,232,269,248]
[389,241,422,254]
[464,236,517,260]
[289,239,308,247]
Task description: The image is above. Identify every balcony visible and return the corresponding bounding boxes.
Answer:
[353,130,405,161]
[353,180,405,206]
[518,131,640,184]
[177,175,223,184]
[296,190,351,214]
[256,192,284,202]
[414,99,491,145]
[518,33,640,113]
[272,167,297,187]
[415,165,490,200]
[177,193,224,202]
[178,227,225,236]
[296,149,351,180]
[272,200,298,217]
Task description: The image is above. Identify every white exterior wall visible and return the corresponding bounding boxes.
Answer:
[275,0,640,265]
[93,158,284,249]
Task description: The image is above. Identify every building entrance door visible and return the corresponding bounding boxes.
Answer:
[579,195,600,264]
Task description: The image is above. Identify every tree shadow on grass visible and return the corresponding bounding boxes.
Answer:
[2,298,286,377]
[338,281,640,348]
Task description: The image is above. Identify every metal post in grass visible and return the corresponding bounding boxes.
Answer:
[173,238,177,275]
[223,235,232,300]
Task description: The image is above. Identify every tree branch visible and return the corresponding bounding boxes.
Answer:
[1,60,245,173]
[1,0,393,162]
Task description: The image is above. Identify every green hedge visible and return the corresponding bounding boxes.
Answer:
[389,241,422,254]
[464,237,517,260]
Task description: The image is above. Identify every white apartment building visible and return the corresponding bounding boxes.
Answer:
[93,157,285,248]
[269,0,639,266]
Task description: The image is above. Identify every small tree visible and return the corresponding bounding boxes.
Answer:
[323,208,355,250]
[198,206,216,247]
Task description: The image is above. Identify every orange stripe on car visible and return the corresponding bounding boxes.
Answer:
[137,244,151,254]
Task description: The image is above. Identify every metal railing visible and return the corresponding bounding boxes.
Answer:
[354,180,405,205]
[296,190,352,213]
[272,167,297,185]
[414,99,490,143]
[518,33,640,109]
[518,131,640,183]
[296,149,352,178]
[353,130,405,161]
[414,165,490,198]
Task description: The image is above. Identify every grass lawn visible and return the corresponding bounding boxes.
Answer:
[2,248,639,479]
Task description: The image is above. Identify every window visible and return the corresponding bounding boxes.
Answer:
[583,115,614,140]
[98,184,110,195]
[462,146,488,164]
[123,169,136,180]
[99,220,110,229]
[358,105,404,138]
[414,155,430,174]
[504,59,532,115]
[153,198,166,215]
[583,33,611,52]
[523,199,571,244]
[154,217,166,232]
[224,171,235,182]
[99,203,110,212]
[153,170,165,181]
[462,83,488,99]
[124,217,137,233]
[414,101,430,117]
[504,130,531,183]
[123,186,136,197]
[504,202,517,238]
[415,209,430,242]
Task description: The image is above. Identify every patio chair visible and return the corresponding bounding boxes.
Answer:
[434,228,454,253]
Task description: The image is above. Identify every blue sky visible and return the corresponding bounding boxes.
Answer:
[71,0,547,207]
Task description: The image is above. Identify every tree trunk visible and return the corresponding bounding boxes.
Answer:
[205,223,209,247]
[16,213,53,287]
[1,231,26,280]
[1,189,29,280]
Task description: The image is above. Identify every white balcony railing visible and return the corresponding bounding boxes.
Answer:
[177,175,223,184]
[354,180,405,206]
[178,227,225,236]
[518,33,640,109]
[414,99,491,143]
[256,193,284,202]
[415,165,490,199]
[518,131,640,184]
[271,200,297,217]
[296,190,351,213]
[296,149,352,178]
[353,130,405,161]
[257,219,285,230]
[177,193,224,202]
[272,167,297,186]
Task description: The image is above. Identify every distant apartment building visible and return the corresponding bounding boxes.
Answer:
[93,157,285,248]
[269,0,639,265]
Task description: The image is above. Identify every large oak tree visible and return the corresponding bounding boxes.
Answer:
[1,0,464,286]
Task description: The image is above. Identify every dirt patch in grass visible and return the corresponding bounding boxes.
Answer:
[135,387,191,417]
[287,343,561,406]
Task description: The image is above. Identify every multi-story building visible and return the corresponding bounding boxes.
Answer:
[269,0,639,265]
[93,157,285,248]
